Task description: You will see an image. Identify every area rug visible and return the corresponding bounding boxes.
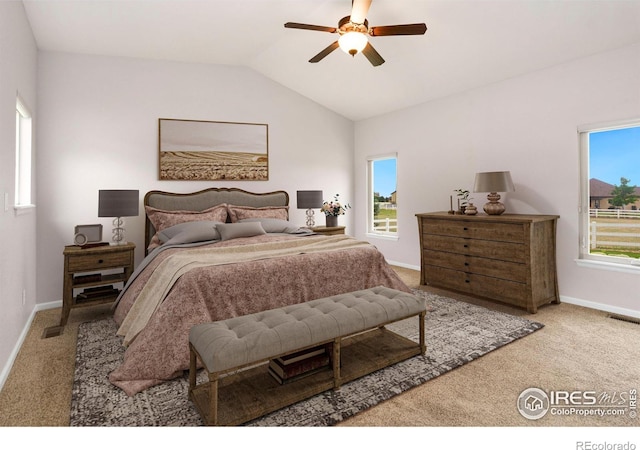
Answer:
[70,289,543,426]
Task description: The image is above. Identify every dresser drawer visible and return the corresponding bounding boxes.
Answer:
[424,265,526,305]
[422,249,527,283]
[423,234,525,263]
[422,219,524,243]
[67,251,132,272]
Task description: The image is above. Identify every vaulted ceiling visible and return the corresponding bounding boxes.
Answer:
[22,0,640,121]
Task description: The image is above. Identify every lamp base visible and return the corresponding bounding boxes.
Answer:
[483,192,506,215]
[112,217,127,244]
[305,208,316,227]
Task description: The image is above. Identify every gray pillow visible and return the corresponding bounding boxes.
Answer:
[159,221,221,245]
[238,218,311,234]
[216,221,266,241]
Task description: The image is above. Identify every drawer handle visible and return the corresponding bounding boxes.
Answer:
[463,244,468,248]
[465,279,470,283]
[463,227,468,231]
[464,262,469,266]
[98,259,104,264]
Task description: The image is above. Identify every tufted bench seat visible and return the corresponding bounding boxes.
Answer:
[188,286,427,426]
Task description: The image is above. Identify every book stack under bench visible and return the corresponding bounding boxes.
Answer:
[268,343,333,384]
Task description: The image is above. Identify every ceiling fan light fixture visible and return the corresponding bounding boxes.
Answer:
[338,31,368,56]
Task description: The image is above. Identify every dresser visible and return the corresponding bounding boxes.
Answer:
[416,212,559,313]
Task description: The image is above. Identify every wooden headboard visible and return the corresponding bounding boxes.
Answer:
[143,187,289,250]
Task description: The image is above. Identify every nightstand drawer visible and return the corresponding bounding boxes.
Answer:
[422,220,524,243]
[67,251,132,272]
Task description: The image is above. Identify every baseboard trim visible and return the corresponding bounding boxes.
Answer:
[387,260,420,271]
[0,300,62,392]
[560,295,640,319]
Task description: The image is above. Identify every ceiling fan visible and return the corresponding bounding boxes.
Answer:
[284,0,427,66]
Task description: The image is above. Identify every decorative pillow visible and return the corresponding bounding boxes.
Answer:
[146,204,228,233]
[216,222,266,241]
[158,221,222,245]
[147,234,162,252]
[227,205,289,223]
[238,218,311,234]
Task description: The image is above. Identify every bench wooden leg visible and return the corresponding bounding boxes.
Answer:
[332,337,341,390]
[189,344,197,394]
[209,372,219,426]
[419,311,426,355]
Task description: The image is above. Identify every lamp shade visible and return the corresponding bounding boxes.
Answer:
[98,190,139,217]
[296,190,323,209]
[473,171,515,193]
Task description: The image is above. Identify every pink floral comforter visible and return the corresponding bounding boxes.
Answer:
[109,234,410,395]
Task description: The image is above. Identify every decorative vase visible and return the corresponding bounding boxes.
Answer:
[325,215,338,227]
[464,203,478,215]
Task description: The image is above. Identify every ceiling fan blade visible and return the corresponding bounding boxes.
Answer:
[350,0,372,24]
[284,22,337,33]
[309,41,340,63]
[362,42,385,66]
[370,23,427,36]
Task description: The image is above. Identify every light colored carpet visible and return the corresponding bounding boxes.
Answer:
[1,266,639,428]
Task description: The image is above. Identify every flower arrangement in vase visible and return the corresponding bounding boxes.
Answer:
[321,194,351,227]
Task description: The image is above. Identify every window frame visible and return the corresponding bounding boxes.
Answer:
[366,153,398,240]
[15,94,34,213]
[577,118,640,273]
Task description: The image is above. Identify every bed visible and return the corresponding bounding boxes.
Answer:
[109,187,411,396]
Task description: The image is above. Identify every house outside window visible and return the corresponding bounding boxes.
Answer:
[579,120,640,270]
[15,95,34,210]
[367,154,397,237]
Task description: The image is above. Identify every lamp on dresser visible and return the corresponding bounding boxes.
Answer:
[98,189,139,244]
[297,190,323,227]
[473,171,515,215]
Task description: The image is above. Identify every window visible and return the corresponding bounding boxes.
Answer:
[367,154,397,237]
[15,95,33,209]
[579,120,640,269]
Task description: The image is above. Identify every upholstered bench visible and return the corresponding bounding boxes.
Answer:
[188,286,427,426]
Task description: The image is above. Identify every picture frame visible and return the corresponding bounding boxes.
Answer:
[158,118,269,181]
[74,224,103,245]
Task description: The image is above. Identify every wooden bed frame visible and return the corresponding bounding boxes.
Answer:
[143,187,289,251]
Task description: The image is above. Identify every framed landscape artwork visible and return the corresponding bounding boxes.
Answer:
[158,118,269,181]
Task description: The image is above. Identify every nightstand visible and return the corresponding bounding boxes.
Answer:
[43,242,135,338]
[310,226,346,236]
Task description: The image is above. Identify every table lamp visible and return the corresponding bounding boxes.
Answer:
[98,190,139,244]
[473,171,515,215]
[296,190,323,227]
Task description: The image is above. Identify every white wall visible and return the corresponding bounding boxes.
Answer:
[0,1,38,386]
[36,52,354,304]
[355,42,640,315]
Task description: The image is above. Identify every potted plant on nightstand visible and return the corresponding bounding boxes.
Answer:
[321,194,351,227]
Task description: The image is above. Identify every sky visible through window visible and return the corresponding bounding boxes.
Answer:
[373,158,397,198]
[589,126,640,187]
